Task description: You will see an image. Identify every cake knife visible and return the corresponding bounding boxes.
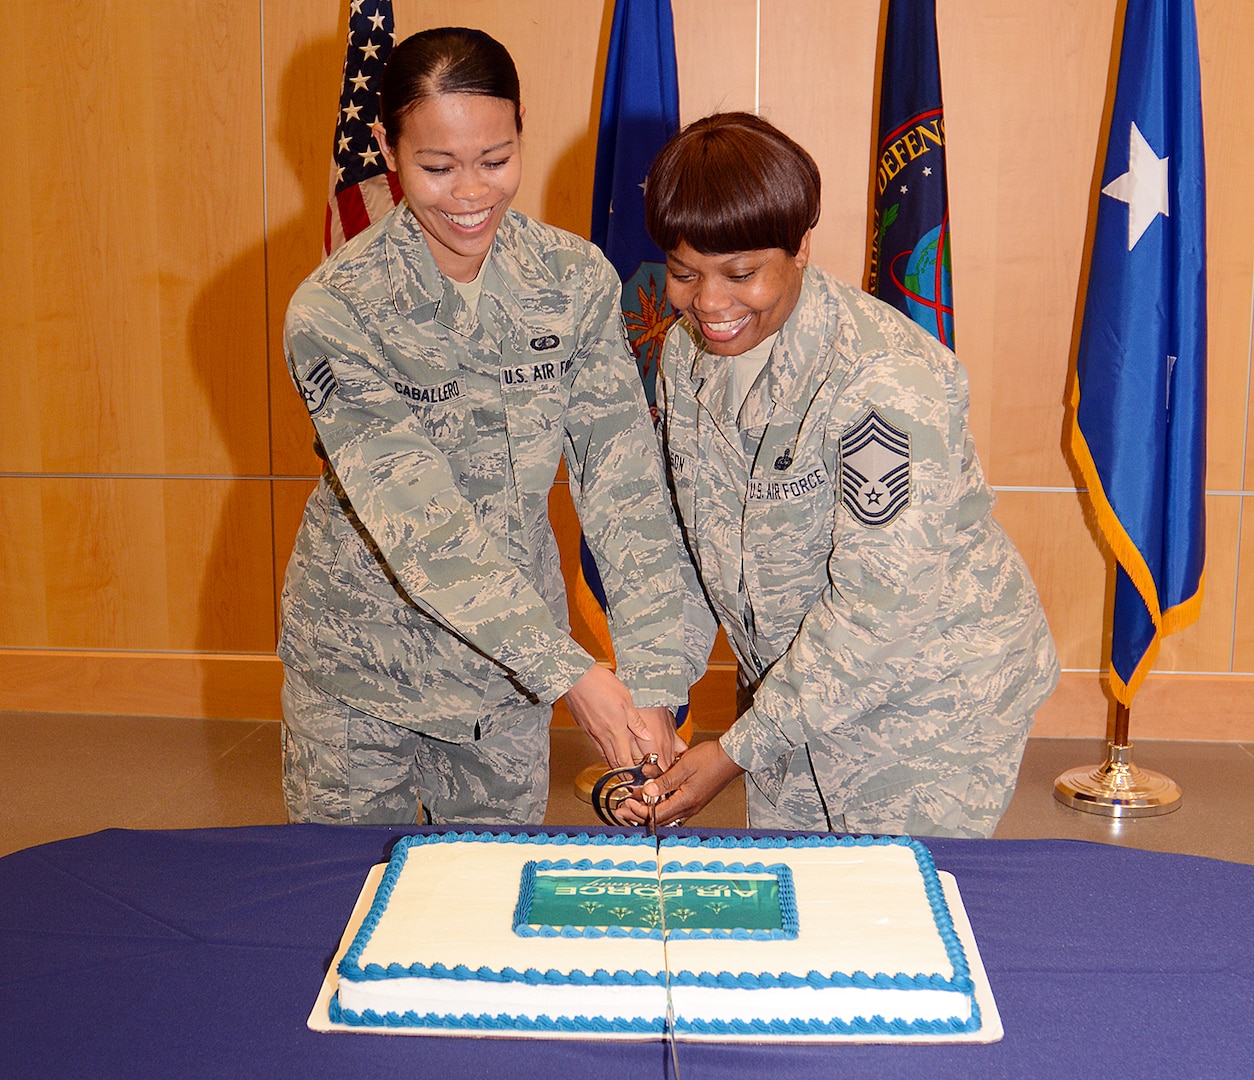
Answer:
[647,798,682,1078]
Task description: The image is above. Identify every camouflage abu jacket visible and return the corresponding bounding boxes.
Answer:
[280,204,694,741]
[658,266,1059,802]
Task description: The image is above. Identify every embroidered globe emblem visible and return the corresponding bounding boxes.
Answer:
[902,224,954,345]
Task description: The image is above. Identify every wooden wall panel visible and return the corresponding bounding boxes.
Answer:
[0,651,284,722]
[758,0,880,284]
[0,479,275,652]
[1233,496,1254,672]
[992,491,1107,673]
[1198,0,1254,492]
[941,1,1115,489]
[0,0,268,477]
[263,0,345,479]
[673,0,759,124]
[0,481,50,644]
[1,0,1252,739]
[0,6,41,475]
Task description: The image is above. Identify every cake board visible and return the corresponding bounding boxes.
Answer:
[307,861,1003,1045]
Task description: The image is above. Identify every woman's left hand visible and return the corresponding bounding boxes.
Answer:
[616,738,745,827]
[631,706,689,767]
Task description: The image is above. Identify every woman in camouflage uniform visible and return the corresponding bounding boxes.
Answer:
[635,113,1059,838]
[279,29,692,826]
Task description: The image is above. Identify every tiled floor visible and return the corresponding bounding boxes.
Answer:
[2,710,1252,864]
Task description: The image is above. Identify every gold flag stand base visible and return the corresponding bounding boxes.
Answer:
[1053,740,1182,818]
[573,762,608,805]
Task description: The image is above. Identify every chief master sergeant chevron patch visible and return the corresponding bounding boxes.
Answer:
[839,409,911,528]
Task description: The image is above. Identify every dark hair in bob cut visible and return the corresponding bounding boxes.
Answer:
[379,27,522,147]
[645,112,820,257]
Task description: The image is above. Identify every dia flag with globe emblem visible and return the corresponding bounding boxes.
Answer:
[868,0,954,347]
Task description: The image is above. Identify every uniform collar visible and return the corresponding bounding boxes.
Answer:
[756,269,836,421]
[383,203,527,337]
[688,269,836,426]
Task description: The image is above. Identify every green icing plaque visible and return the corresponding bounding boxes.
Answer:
[525,872,782,931]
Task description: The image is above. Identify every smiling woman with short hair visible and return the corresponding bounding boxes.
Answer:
[634,112,1060,839]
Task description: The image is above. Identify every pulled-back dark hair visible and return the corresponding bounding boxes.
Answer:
[645,112,820,257]
[379,27,522,145]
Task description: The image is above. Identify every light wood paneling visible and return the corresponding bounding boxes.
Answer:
[2,0,1253,732]
[1231,496,1254,671]
[1198,0,1254,492]
[0,0,269,477]
[0,651,284,721]
[673,0,759,124]
[264,0,345,479]
[758,0,880,284]
[1031,671,1254,742]
[0,482,50,643]
[0,478,275,652]
[992,490,1107,671]
[941,2,1116,487]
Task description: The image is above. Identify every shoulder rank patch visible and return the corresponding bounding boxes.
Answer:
[299,356,337,417]
[838,409,911,528]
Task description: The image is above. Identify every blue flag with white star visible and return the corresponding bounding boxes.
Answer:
[1070,0,1207,704]
[869,0,954,347]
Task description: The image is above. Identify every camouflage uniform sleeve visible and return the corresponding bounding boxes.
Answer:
[560,255,705,706]
[721,343,975,773]
[284,279,594,705]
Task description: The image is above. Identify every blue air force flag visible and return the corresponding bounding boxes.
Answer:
[590,0,681,411]
[1070,0,1207,705]
[869,0,954,348]
[578,0,683,724]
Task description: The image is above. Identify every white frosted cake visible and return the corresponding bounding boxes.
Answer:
[326,831,988,1041]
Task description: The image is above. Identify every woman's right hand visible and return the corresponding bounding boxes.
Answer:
[562,665,677,770]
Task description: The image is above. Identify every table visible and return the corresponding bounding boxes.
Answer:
[2,824,1251,1078]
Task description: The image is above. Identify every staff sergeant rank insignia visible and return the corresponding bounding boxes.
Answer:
[299,356,337,417]
[838,409,911,528]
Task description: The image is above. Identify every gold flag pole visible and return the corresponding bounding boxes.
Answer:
[1053,700,1181,817]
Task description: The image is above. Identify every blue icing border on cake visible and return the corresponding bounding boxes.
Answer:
[328,991,665,1034]
[336,830,978,1038]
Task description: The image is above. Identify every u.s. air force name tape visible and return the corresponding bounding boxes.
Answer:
[392,376,465,405]
[747,467,829,502]
[500,355,574,388]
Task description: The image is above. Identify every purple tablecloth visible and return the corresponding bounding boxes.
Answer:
[2,824,1251,1078]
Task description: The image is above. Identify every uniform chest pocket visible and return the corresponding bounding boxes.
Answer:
[744,461,836,557]
[665,441,697,528]
[390,373,469,447]
[499,338,575,498]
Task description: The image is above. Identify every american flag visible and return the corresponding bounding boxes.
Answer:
[324,0,403,256]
